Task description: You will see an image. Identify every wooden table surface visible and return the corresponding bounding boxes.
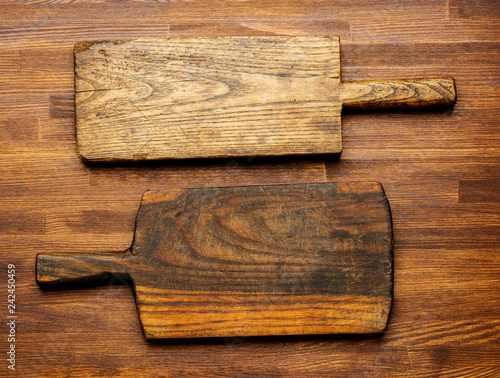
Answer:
[1,0,499,376]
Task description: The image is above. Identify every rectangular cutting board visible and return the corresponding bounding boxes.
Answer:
[74,36,456,162]
[36,182,393,339]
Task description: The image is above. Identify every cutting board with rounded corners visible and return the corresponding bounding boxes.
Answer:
[74,36,456,162]
[36,182,393,339]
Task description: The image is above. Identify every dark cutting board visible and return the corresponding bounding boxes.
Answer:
[36,182,393,339]
[74,36,456,162]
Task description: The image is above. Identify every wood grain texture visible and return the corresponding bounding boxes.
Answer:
[341,78,456,109]
[74,37,456,162]
[75,36,343,161]
[36,182,393,339]
[1,0,499,376]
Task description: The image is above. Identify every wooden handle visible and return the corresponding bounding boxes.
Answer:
[341,78,456,109]
[36,252,133,286]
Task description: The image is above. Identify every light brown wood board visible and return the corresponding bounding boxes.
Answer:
[74,36,456,162]
[36,182,393,339]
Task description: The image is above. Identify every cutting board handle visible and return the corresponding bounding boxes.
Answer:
[341,78,456,109]
[36,252,133,286]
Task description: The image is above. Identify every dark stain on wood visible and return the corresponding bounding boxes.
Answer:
[49,94,75,119]
[459,179,500,203]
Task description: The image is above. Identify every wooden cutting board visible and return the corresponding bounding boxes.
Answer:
[36,182,393,339]
[74,36,456,162]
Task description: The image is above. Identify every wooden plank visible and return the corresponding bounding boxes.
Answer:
[36,182,393,339]
[0,117,39,141]
[458,179,500,203]
[449,0,500,20]
[75,36,455,162]
[0,211,45,236]
[75,36,343,161]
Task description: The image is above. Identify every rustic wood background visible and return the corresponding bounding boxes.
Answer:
[0,0,498,376]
